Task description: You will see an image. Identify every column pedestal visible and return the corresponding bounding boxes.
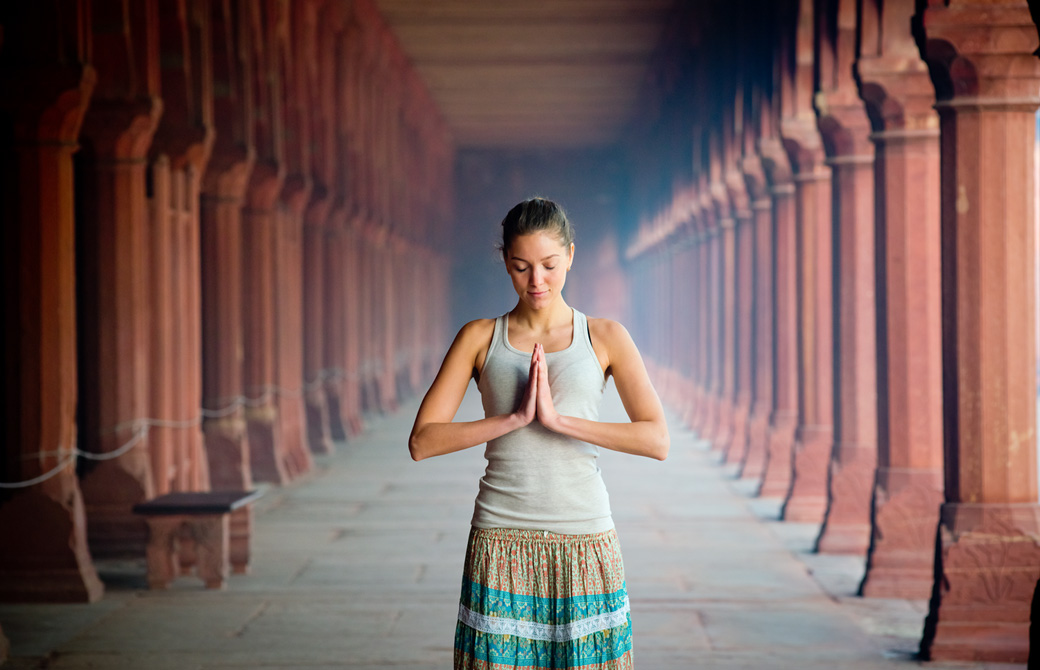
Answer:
[783,425,831,522]
[922,503,1040,663]
[860,466,943,599]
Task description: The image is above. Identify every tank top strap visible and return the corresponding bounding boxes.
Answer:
[573,309,598,361]
[478,315,507,386]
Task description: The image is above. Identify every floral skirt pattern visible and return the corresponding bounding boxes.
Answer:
[454,527,634,670]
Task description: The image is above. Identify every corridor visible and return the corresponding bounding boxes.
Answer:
[0,386,1002,669]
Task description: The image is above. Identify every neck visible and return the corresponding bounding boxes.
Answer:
[510,297,571,332]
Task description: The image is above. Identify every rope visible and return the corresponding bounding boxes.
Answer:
[0,364,373,490]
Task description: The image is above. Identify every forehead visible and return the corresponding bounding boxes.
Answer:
[508,231,570,258]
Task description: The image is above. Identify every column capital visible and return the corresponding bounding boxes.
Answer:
[921,2,1040,103]
[857,55,939,132]
[81,97,164,162]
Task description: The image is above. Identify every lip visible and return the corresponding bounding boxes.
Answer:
[528,290,548,298]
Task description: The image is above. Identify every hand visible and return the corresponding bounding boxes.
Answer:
[513,345,538,427]
[534,344,561,430]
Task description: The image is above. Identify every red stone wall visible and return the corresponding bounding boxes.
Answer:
[0,0,454,601]
[612,0,1040,663]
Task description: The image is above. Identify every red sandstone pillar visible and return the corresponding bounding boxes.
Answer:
[0,23,103,600]
[147,157,176,496]
[200,157,253,482]
[152,0,216,495]
[711,175,736,451]
[725,171,754,465]
[243,165,289,484]
[781,125,834,523]
[918,2,1040,663]
[275,189,314,478]
[343,216,365,434]
[303,198,334,453]
[690,193,715,434]
[76,0,164,555]
[200,0,255,500]
[322,208,349,440]
[856,12,944,598]
[815,68,878,554]
[741,151,774,481]
[301,0,340,455]
[760,139,799,499]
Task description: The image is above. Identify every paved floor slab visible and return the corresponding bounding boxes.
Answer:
[0,382,1026,669]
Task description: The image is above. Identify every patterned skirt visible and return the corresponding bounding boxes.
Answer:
[454,527,634,670]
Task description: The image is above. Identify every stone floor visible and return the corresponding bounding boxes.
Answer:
[0,383,1026,669]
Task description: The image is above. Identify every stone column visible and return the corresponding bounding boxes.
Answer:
[687,200,708,429]
[696,187,720,439]
[725,172,754,465]
[856,1,944,601]
[200,156,253,484]
[76,84,163,558]
[741,152,774,481]
[918,2,1040,663]
[304,198,334,453]
[200,0,254,497]
[0,41,103,601]
[275,185,314,479]
[242,164,289,484]
[322,208,349,440]
[343,216,365,434]
[711,178,735,451]
[760,138,799,499]
[301,0,340,455]
[815,96,878,554]
[781,125,834,523]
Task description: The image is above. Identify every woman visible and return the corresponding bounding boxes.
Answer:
[409,197,669,670]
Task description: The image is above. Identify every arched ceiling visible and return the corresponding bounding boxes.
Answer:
[372,0,679,149]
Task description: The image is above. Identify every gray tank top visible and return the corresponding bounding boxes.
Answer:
[472,308,613,534]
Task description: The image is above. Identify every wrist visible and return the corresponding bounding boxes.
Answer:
[543,411,565,433]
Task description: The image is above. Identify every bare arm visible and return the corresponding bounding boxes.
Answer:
[535,321,669,460]
[408,321,537,461]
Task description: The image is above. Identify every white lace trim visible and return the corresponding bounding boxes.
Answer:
[457,597,630,642]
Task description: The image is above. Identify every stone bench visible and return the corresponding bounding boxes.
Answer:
[132,490,262,590]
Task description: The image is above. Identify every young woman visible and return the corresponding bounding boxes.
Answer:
[409,197,669,670]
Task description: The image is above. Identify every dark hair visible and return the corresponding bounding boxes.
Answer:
[498,197,575,256]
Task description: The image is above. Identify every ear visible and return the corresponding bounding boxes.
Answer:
[567,242,575,271]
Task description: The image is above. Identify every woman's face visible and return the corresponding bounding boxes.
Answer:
[506,231,574,311]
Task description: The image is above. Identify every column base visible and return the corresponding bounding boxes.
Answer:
[0,482,104,603]
[782,426,832,523]
[760,413,797,498]
[725,402,751,465]
[816,443,877,555]
[741,406,770,480]
[246,405,289,485]
[80,457,151,558]
[203,416,251,489]
[305,389,334,454]
[921,502,1040,664]
[682,385,702,430]
[700,394,721,442]
[325,385,348,441]
[860,466,942,600]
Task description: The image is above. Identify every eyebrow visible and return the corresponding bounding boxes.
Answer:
[510,254,560,263]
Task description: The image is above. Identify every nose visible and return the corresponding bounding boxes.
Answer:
[530,267,544,286]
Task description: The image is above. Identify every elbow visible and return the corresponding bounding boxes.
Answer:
[408,433,426,461]
[652,426,670,461]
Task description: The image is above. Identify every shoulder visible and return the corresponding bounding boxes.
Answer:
[586,317,639,374]
[456,318,496,343]
[453,318,497,376]
[587,317,633,349]
[451,318,496,355]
